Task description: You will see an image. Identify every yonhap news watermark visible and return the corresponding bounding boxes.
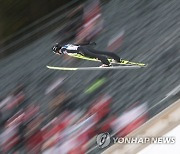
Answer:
[96,132,175,148]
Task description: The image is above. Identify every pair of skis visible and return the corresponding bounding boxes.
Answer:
[47,53,147,71]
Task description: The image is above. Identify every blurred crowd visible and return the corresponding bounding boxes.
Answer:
[55,0,104,45]
[55,0,124,50]
[0,0,148,154]
[0,76,148,154]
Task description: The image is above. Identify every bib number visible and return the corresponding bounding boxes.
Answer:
[65,44,79,50]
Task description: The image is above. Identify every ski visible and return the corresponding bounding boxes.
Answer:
[67,53,147,67]
[46,65,142,71]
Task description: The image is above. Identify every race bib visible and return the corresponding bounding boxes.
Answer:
[63,44,79,50]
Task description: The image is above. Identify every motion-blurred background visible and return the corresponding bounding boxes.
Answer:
[0,0,179,153]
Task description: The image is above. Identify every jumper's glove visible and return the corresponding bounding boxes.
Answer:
[60,48,68,54]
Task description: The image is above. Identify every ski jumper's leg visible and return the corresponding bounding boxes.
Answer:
[88,48,121,62]
[78,47,110,65]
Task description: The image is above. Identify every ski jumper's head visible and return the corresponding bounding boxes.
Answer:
[52,43,62,54]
